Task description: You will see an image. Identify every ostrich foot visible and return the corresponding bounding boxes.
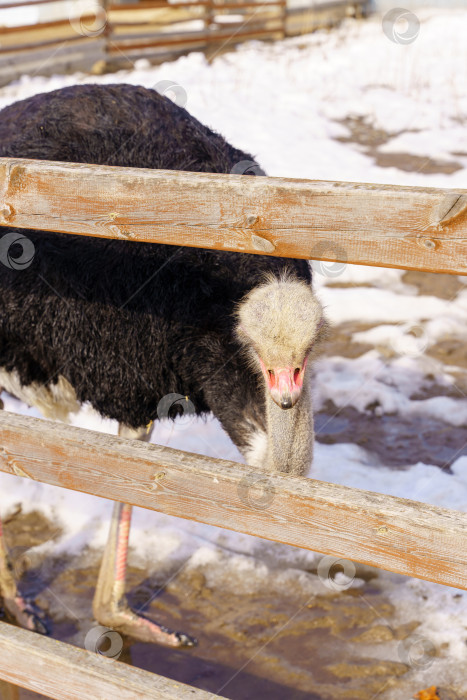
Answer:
[0,513,48,635]
[1,594,48,634]
[94,500,196,648]
[95,600,196,647]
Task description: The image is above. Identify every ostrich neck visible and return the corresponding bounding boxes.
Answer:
[265,375,314,476]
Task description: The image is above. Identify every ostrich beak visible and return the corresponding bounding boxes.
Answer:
[259,358,308,410]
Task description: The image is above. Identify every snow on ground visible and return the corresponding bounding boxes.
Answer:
[1,8,467,695]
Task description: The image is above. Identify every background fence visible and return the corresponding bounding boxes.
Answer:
[0,0,369,85]
[0,158,466,698]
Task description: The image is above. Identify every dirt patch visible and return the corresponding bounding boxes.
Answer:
[335,116,463,174]
[373,152,462,175]
[319,321,374,359]
[2,507,60,550]
[315,400,467,469]
[335,115,402,149]
[427,344,467,374]
[402,271,466,301]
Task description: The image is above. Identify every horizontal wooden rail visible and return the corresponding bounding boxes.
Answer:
[0,33,88,55]
[108,32,209,52]
[0,15,102,36]
[1,411,467,591]
[0,0,57,8]
[0,158,466,274]
[210,1,285,9]
[108,0,208,9]
[109,25,282,52]
[0,622,221,700]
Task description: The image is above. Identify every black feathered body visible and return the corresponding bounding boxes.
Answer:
[0,83,311,453]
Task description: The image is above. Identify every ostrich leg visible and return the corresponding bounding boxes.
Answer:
[92,425,196,647]
[0,515,46,633]
[0,504,20,700]
[0,390,46,634]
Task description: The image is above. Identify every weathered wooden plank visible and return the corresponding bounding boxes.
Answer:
[0,0,57,9]
[1,411,467,591]
[0,40,106,87]
[0,14,107,53]
[108,31,209,50]
[109,1,209,18]
[210,20,283,35]
[0,158,466,275]
[108,0,207,10]
[285,1,367,35]
[111,22,282,49]
[0,33,91,55]
[109,6,282,37]
[212,7,282,17]
[0,15,95,35]
[111,11,208,36]
[0,622,221,700]
[214,1,285,9]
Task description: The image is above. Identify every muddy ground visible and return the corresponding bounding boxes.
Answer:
[1,125,467,699]
[0,521,444,700]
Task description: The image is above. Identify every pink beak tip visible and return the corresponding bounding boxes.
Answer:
[260,359,307,409]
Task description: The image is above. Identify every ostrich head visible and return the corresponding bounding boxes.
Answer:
[236,273,326,409]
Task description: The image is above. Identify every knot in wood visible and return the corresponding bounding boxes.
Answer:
[251,234,275,253]
[150,471,166,491]
[0,203,13,221]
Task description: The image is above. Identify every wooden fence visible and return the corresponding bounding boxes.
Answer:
[0,0,368,85]
[0,158,466,697]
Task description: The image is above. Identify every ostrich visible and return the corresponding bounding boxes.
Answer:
[0,84,326,646]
